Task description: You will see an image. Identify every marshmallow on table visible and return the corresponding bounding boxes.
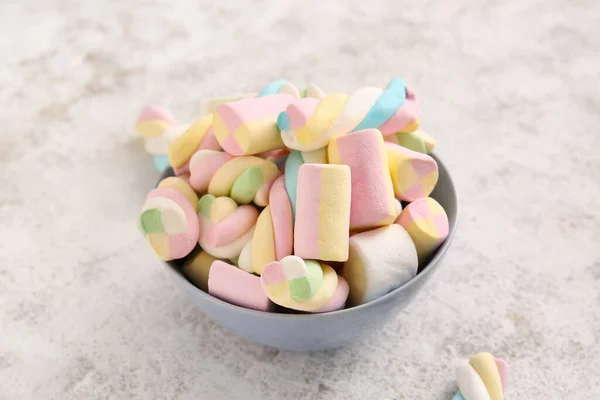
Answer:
[455,352,509,400]
[328,128,396,230]
[213,94,295,156]
[201,94,255,115]
[208,260,272,311]
[260,256,338,312]
[385,129,436,154]
[386,142,439,202]
[168,114,222,177]
[283,148,327,219]
[244,175,293,275]
[277,78,420,152]
[188,151,279,206]
[197,195,258,259]
[182,250,224,292]
[139,186,200,261]
[395,197,449,264]
[294,164,351,262]
[342,224,418,306]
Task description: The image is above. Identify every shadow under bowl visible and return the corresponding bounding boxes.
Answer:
[159,153,459,351]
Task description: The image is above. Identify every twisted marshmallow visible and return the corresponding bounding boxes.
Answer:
[188,151,279,207]
[277,79,420,152]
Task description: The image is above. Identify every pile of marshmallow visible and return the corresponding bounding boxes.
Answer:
[136,79,449,313]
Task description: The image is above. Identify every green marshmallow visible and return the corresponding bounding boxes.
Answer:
[230,166,264,205]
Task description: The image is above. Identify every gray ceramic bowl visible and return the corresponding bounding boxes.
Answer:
[159,154,458,351]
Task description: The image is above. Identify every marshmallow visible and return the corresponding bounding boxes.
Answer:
[385,129,436,154]
[213,94,295,156]
[188,152,279,206]
[386,142,439,202]
[455,353,509,400]
[136,105,187,172]
[294,164,351,262]
[208,260,272,311]
[277,79,420,152]
[328,129,396,229]
[139,187,199,261]
[259,79,326,100]
[250,176,294,275]
[395,197,449,264]
[168,114,222,176]
[260,256,338,311]
[182,250,224,292]
[197,195,258,259]
[283,148,328,219]
[157,177,199,212]
[201,94,255,115]
[309,275,349,313]
[341,224,418,306]
[135,105,176,139]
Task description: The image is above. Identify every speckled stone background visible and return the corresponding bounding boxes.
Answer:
[1,1,599,399]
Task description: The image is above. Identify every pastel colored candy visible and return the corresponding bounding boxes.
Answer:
[259,79,326,100]
[135,105,176,139]
[237,240,253,273]
[294,164,351,262]
[168,114,222,176]
[260,256,338,311]
[277,79,420,152]
[456,354,509,400]
[395,197,449,264]
[143,124,189,155]
[328,128,396,229]
[139,187,199,261]
[197,195,259,259]
[157,177,199,212]
[208,260,272,311]
[385,129,436,154]
[213,94,295,156]
[152,155,170,172]
[309,275,349,313]
[283,148,328,219]
[470,353,504,400]
[181,250,224,292]
[188,152,279,206]
[341,224,418,305]
[251,176,294,275]
[386,142,438,202]
[201,93,255,114]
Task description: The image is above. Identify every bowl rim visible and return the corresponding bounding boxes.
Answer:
[161,152,459,320]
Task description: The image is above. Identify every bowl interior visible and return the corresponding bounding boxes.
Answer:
[160,152,458,319]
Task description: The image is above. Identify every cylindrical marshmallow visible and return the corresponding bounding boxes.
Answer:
[182,250,223,292]
[341,224,418,306]
[277,79,420,152]
[139,187,199,261]
[456,353,509,400]
[208,260,272,311]
[386,142,439,202]
[395,197,449,264]
[213,94,295,156]
[158,177,199,212]
[260,256,338,312]
[385,129,435,154]
[328,128,396,229]
[293,164,351,262]
[197,195,259,259]
[250,176,294,275]
[135,105,176,139]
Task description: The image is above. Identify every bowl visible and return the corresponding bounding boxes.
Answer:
[159,153,458,351]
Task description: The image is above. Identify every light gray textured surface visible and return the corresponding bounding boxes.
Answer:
[1,1,599,399]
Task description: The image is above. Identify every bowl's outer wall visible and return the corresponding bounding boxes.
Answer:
[159,153,458,351]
